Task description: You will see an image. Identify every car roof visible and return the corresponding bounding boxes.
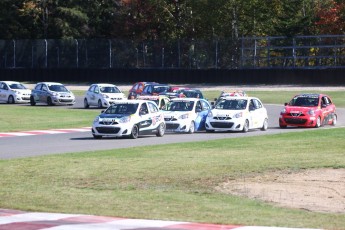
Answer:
[170,97,202,102]
[1,81,21,84]
[293,93,321,97]
[91,83,117,87]
[37,82,64,85]
[222,96,258,100]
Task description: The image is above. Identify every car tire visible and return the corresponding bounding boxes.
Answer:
[331,114,337,126]
[242,119,249,133]
[98,100,103,109]
[315,116,321,128]
[188,121,195,134]
[84,98,89,108]
[261,118,268,131]
[93,134,102,139]
[8,95,15,104]
[30,96,36,106]
[156,123,165,137]
[130,125,139,139]
[47,97,53,106]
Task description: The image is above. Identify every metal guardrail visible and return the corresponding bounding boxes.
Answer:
[1,35,345,69]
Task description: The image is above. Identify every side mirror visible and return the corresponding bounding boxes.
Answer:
[321,103,327,108]
[196,108,202,113]
[284,102,288,106]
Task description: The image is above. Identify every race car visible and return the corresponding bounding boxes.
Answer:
[279,93,337,128]
[205,96,268,133]
[161,98,211,133]
[136,95,170,109]
[0,81,31,104]
[84,83,126,108]
[30,82,75,106]
[92,100,166,139]
[213,90,247,106]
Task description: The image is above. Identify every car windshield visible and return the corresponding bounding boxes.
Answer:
[100,86,121,93]
[153,86,170,93]
[49,85,69,92]
[163,101,194,111]
[9,83,27,89]
[182,90,202,98]
[289,96,319,107]
[215,99,247,110]
[105,103,139,114]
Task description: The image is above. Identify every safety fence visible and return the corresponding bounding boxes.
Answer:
[1,35,345,69]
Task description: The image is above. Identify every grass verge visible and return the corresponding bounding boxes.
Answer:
[0,128,344,229]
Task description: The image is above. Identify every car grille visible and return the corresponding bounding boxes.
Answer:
[165,117,177,121]
[21,97,30,100]
[284,118,307,124]
[99,121,119,125]
[213,116,231,120]
[289,112,305,117]
[96,127,120,134]
[59,99,74,102]
[166,124,179,129]
[210,122,234,128]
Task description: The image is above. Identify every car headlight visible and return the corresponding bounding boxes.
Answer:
[308,109,315,116]
[12,90,21,95]
[280,108,286,114]
[52,92,59,96]
[233,112,243,118]
[207,111,213,117]
[119,116,131,123]
[93,116,100,123]
[179,113,189,119]
[102,94,109,99]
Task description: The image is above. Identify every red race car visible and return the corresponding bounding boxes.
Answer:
[279,93,337,128]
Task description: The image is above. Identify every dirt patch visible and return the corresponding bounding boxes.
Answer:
[216,168,345,213]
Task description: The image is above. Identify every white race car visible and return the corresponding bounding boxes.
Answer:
[30,82,75,106]
[161,98,211,133]
[206,96,268,132]
[0,81,31,104]
[92,100,166,139]
[84,83,126,108]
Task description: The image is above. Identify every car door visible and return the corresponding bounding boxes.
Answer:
[0,82,8,102]
[89,85,99,106]
[321,96,335,123]
[39,84,49,102]
[138,102,153,131]
[86,85,96,106]
[193,100,208,131]
[249,98,266,129]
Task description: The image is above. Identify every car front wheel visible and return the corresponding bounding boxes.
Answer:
[130,125,139,139]
[332,114,337,126]
[84,98,89,108]
[30,96,36,106]
[242,120,249,133]
[47,97,53,106]
[98,100,103,108]
[188,121,195,134]
[8,95,15,104]
[261,118,268,131]
[315,116,321,128]
[156,123,165,137]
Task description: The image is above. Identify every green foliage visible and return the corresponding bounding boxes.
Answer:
[1,0,345,40]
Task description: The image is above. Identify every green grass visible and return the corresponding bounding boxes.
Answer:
[0,128,344,229]
[0,105,99,132]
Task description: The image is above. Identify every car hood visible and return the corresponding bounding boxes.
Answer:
[101,93,124,97]
[211,109,244,117]
[162,111,192,118]
[12,89,31,94]
[284,106,317,113]
[99,113,131,119]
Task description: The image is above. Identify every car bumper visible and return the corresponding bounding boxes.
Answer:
[92,123,132,137]
[279,115,317,127]
[205,118,244,131]
[15,96,30,103]
[53,97,75,105]
[165,120,191,133]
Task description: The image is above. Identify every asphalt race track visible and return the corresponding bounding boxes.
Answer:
[0,97,344,159]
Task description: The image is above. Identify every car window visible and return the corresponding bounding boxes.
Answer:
[200,100,210,110]
[88,85,95,92]
[105,103,138,114]
[0,83,6,90]
[94,86,100,93]
[49,84,68,92]
[148,101,159,113]
[253,99,262,109]
[216,99,247,110]
[164,101,194,111]
[9,83,26,89]
[139,103,149,114]
[35,84,42,90]
[322,96,331,105]
[100,86,120,93]
[42,84,48,91]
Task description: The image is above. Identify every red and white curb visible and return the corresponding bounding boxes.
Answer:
[0,127,91,138]
[0,209,321,230]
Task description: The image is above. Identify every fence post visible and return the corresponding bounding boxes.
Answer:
[75,39,79,68]
[109,39,112,68]
[12,40,16,68]
[45,39,48,68]
[162,47,164,68]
